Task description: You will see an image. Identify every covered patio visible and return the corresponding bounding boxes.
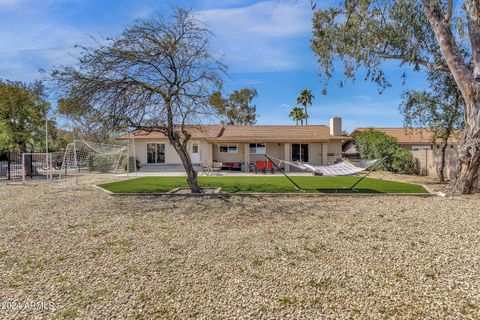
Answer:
[210,141,331,173]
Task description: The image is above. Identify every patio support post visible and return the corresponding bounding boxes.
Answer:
[244,143,250,172]
[322,143,328,165]
[284,143,290,172]
[207,143,213,168]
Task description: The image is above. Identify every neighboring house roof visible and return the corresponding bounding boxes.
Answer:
[352,128,460,144]
[342,140,359,155]
[117,125,351,143]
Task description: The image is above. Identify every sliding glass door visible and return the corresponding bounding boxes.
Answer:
[291,144,309,163]
[147,143,165,164]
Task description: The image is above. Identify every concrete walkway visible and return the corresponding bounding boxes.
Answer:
[121,169,314,177]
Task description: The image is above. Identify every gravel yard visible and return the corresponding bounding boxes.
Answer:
[1,174,480,319]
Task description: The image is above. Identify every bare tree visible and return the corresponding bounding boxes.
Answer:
[51,8,226,193]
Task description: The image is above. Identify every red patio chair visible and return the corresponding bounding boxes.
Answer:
[266,161,274,174]
[256,161,266,174]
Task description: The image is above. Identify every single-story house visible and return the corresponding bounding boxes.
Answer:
[118,117,351,172]
[343,127,460,158]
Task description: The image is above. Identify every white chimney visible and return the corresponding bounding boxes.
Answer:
[329,117,342,136]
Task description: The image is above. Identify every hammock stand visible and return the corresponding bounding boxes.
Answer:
[265,154,389,192]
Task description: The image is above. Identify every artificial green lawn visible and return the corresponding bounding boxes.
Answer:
[98,176,428,194]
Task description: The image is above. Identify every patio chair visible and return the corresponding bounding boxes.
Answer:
[255,161,266,174]
[266,161,274,174]
[201,164,212,176]
[212,162,223,176]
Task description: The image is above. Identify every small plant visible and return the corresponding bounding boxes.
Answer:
[304,245,319,254]
[425,271,437,279]
[67,223,87,231]
[57,255,67,262]
[20,259,43,275]
[279,296,297,306]
[252,258,263,266]
[463,302,478,313]
[139,292,148,302]
[61,308,78,319]
[308,277,333,290]
[127,265,139,275]
[166,284,177,295]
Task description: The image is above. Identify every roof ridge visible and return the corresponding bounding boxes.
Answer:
[355,127,436,130]
[221,124,329,127]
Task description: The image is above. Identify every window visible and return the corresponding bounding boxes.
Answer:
[192,144,199,154]
[292,144,309,162]
[219,145,237,153]
[249,143,266,154]
[412,145,431,151]
[147,143,165,164]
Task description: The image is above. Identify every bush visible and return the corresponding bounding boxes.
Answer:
[390,148,419,174]
[122,156,140,172]
[89,154,117,172]
[353,129,418,174]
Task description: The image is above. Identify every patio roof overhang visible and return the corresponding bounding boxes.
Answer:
[207,136,352,144]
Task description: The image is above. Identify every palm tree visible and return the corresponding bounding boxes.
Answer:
[289,107,306,125]
[297,89,314,125]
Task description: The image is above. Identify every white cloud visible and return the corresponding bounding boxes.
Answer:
[0,18,92,81]
[196,0,314,72]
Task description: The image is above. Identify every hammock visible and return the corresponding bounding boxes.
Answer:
[267,155,385,176]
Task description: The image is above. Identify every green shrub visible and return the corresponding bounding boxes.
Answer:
[88,154,117,172]
[122,156,140,172]
[390,148,419,174]
[353,129,418,174]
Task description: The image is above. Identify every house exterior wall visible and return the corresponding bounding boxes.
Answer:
[250,143,283,163]
[309,143,324,165]
[133,138,210,166]
[212,143,245,163]
[327,141,343,164]
[132,138,344,169]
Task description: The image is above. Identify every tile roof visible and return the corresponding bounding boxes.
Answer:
[117,125,223,140]
[213,125,348,142]
[118,125,351,142]
[352,128,460,144]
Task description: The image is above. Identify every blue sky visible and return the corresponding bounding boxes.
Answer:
[0,0,430,131]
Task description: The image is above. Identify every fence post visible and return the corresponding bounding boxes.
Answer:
[22,153,26,185]
[7,152,11,180]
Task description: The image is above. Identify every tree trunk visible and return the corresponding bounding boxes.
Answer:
[450,98,480,194]
[438,140,448,183]
[422,0,480,193]
[305,105,308,125]
[170,137,201,193]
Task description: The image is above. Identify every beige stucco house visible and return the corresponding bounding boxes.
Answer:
[119,117,350,172]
